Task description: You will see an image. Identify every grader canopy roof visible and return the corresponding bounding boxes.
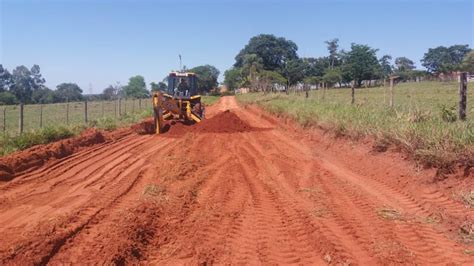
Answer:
[167,72,198,97]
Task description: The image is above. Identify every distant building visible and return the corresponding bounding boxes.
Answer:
[235,87,250,94]
[468,73,474,82]
[438,71,474,82]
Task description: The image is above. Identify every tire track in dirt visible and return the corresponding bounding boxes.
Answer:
[235,146,331,264]
[236,103,472,264]
[0,135,154,234]
[316,158,469,264]
[148,134,251,264]
[0,132,133,187]
[239,135,370,264]
[48,137,187,264]
[1,96,472,265]
[0,134,175,264]
[0,134,148,202]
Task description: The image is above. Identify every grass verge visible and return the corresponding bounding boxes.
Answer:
[0,109,152,156]
[237,81,473,173]
[201,95,221,106]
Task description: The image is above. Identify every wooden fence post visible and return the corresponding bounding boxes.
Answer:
[124,99,127,114]
[39,104,43,128]
[118,98,122,117]
[322,82,326,100]
[389,76,399,108]
[115,99,118,118]
[389,78,394,107]
[351,80,355,104]
[132,98,135,112]
[66,101,69,125]
[459,72,467,121]
[19,103,24,135]
[84,100,88,123]
[101,101,105,117]
[3,107,6,135]
[139,98,142,109]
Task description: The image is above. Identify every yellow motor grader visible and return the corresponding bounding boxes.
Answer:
[152,72,205,134]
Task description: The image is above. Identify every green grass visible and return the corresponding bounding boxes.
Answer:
[0,109,153,156]
[0,125,82,156]
[237,81,474,168]
[201,95,220,106]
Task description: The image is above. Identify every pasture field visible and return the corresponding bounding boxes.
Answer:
[237,81,474,167]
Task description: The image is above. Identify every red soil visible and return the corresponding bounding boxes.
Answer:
[0,129,108,181]
[190,110,255,133]
[0,96,473,265]
[131,118,155,135]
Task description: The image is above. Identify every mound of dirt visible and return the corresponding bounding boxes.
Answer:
[133,110,263,137]
[190,110,254,134]
[0,129,107,181]
[132,119,155,135]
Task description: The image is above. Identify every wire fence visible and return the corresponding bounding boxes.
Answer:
[1,98,152,136]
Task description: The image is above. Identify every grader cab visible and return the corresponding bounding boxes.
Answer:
[152,72,205,134]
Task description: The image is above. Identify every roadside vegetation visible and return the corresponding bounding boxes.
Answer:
[224,34,473,171]
[0,109,151,156]
[237,81,474,169]
[201,95,221,106]
[0,95,221,156]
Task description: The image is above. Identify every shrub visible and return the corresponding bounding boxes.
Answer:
[439,104,457,122]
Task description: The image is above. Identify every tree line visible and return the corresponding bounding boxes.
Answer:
[224,34,474,91]
[0,64,220,105]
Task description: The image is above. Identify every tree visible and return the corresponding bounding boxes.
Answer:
[158,82,167,91]
[30,64,46,91]
[449,45,471,65]
[102,85,118,100]
[239,54,264,89]
[10,66,33,103]
[8,65,47,103]
[0,65,13,92]
[260,70,286,84]
[379,55,393,79]
[123,75,149,98]
[394,57,415,72]
[284,58,307,86]
[55,83,83,102]
[325,38,339,69]
[234,34,298,73]
[189,65,220,93]
[150,82,159,92]
[421,44,471,74]
[224,67,243,90]
[461,51,474,73]
[150,82,167,92]
[32,87,55,103]
[322,68,342,87]
[303,76,321,86]
[303,57,329,78]
[0,91,18,105]
[342,43,380,87]
[256,70,286,92]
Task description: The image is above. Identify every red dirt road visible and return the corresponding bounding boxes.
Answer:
[0,96,473,265]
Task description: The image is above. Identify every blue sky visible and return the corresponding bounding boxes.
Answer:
[1,0,473,93]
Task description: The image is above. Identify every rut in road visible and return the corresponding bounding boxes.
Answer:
[0,96,472,265]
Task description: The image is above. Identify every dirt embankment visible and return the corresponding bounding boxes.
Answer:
[0,129,105,181]
[0,96,473,265]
